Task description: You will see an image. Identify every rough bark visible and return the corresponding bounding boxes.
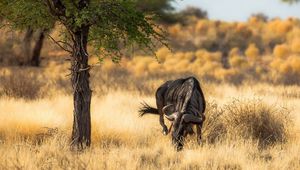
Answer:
[30,30,46,66]
[22,28,33,65]
[70,26,92,148]
[46,0,92,148]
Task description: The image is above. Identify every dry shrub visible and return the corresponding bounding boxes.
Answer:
[215,68,245,85]
[223,99,291,146]
[156,47,171,62]
[245,43,260,61]
[270,55,300,84]
[168,24,182,36]
[267,19,292,36]
[229,47,241,57]
[202,99,291,146]
[229,56,248,68]
[273,44,290,59]
[291,38,300,53]
[0,70,46,99]
[289,55,300,73]
[202,101,227,144]
[277,72,300,85]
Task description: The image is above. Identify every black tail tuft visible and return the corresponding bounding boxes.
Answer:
[139,102,159,117]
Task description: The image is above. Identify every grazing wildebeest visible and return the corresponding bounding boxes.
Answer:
[139,77,206,150]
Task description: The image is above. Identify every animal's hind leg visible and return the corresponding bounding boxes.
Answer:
[156,85,169,135]
[159,114,168,135]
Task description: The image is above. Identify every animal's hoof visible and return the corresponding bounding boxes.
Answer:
[175,142,184,151]
[176,146,183,151]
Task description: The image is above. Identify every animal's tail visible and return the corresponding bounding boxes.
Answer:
[139,102,159,117]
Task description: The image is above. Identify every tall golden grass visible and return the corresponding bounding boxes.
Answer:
[1,17,300,169]
[0,64,300,169]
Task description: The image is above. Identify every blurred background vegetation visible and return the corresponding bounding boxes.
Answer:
[0,0,300,91]
[1,2,300,169]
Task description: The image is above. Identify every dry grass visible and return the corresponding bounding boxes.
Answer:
[0,68,47,99]
[223,99,291,145]
[0,69,300,169]
[2,16,300,169]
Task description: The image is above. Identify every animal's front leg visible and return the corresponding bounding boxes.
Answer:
[196,124,202,144]
[159,114,168,135]
[196,114,205,144]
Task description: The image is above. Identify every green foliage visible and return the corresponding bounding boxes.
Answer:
[135,0,175,23]
[135,0,174,12]
[135,0,207,24]
[0,0,54,30]
[1,0,167,62]
[88,1,167,61]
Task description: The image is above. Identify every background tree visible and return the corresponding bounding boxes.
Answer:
[1,0,166,148]
[21,28,48,66]
[135,0,175,24]
[281,0,300,3]
[175,6,208,25]
[250,13,269,22]
[0,0,173,66]
[0,1,53,66]
[136,1,208,25]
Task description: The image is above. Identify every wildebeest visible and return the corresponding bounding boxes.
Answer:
[139,77,206,150]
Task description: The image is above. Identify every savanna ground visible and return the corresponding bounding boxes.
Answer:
[1,61,300,170]
[1,17,300,169]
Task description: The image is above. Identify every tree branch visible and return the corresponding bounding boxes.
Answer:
[47,34,72,53]
[57,40,73,49]
[44,0,67,24]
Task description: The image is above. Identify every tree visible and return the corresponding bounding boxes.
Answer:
[1,0,166,148]
[20,27,47,66]
[135,0,175,23]
[250,13,269,22]
[0,1,52,66]
[176,6,208,25]
[30,29,47,66]
[178,6,207,19]
[1,0,173,66]
[136,1,208,25]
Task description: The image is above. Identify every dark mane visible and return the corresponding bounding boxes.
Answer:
[188,77,206,114]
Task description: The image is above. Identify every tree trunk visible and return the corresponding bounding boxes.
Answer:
[70,26,92,148]
[30,30,46,67]
[22,28,33,65]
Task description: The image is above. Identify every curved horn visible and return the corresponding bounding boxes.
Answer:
[165,112,179,121]
[162,104,177,121]
[181,114,203,124]
[162,104,173,115]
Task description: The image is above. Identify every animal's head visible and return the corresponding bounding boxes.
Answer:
[162,104,204,151]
